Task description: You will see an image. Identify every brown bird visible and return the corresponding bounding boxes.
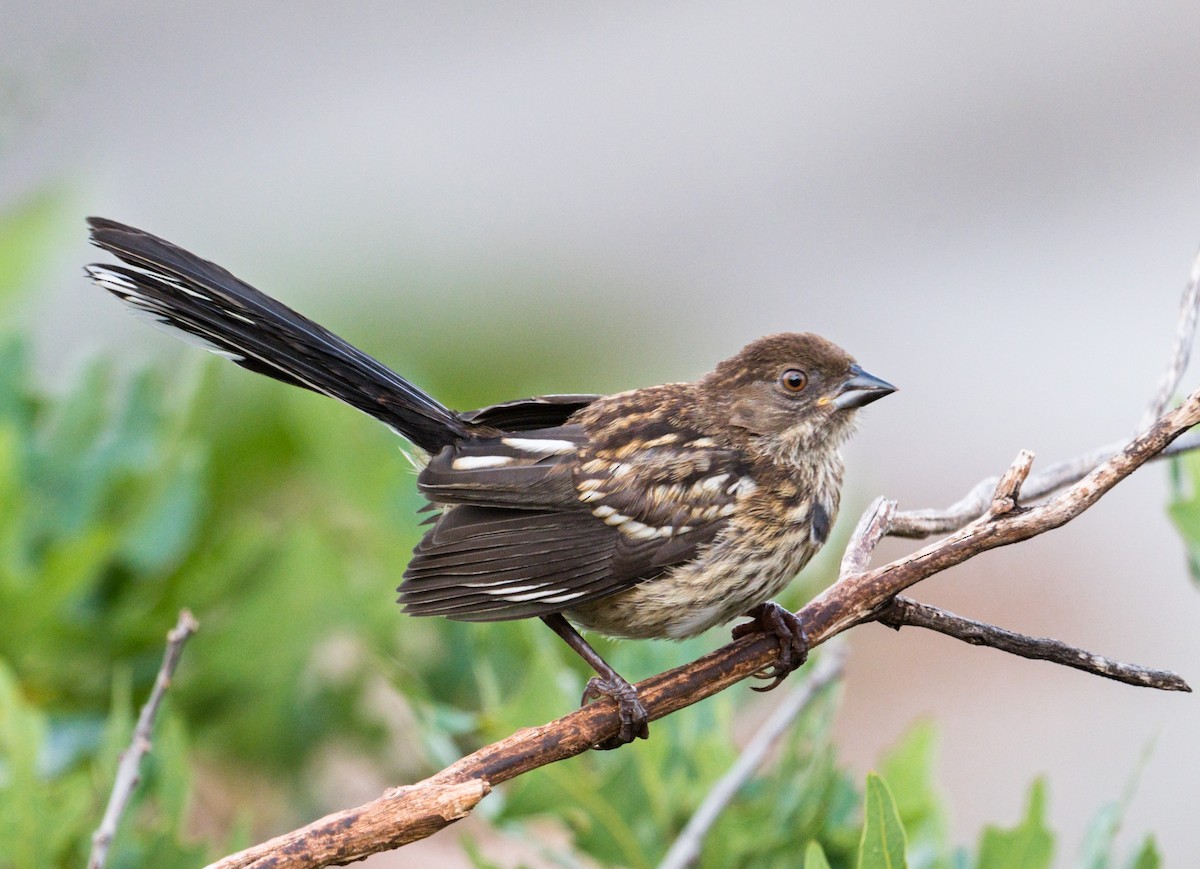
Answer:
[85,217,895,746]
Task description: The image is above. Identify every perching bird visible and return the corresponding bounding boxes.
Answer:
[85,217,894,746]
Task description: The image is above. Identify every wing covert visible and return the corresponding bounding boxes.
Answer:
[400,424,752,622]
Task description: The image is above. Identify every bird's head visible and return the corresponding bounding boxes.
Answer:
[699,332,895,463]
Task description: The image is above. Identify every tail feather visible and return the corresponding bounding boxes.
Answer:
[85,217,473,453]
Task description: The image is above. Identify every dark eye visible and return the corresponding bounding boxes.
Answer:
[779,369,808,393]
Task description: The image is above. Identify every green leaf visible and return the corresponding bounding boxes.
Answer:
[858,772,907,869]
[461,835,508,869]
[1168,452,1200,586]
[976,778,1053,869]
[1079,736,1156,869]
[1126,835,1159,869]
[805,840,833,869]
[880,721,937,820]
[0,660,109,867]
[879,720,946,868]
[1079,801,1120,869]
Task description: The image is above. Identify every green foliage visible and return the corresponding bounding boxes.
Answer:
[0,658,90,868]
[0,336,419,771]
[858,774,907,869]
[878,722,945,869]
[455,666,1163,869]
[977,779,1053,869]
[0,194,440,858]
[1168,449,1200,585]
[1078,739,1160,869]
[1126,837,1161,869]
[469,645,860,869]
[806,840,834,869]
[0,660,208,868]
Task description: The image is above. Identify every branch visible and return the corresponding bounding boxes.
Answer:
[876,596,1190,692]
[825,453,1184,685]
[988,449,1034,517]
[891,429,1200,539]
[1140,243,1200,430]
[894,252,1200,540]
[89,610,199,869]
[205,779,491,867]
[657,646,846,869]
[838,497,896,577]
[805,391,1200,642]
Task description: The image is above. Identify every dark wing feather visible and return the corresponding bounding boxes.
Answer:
[85,217,472,452]
[417,426,586,510]
[460,395,599,430]
[400,507,628,621]
[399,422,749,622]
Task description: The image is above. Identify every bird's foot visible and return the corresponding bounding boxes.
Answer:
[581,675,650,749]
[732,601,809,692]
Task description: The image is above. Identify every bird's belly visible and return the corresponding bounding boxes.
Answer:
[565,527,820,640]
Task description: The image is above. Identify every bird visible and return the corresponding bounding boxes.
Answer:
[84,217,895,747]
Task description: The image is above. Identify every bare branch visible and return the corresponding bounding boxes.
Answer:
[1140,243,1200,430]
[806,389,1200,643]
[893,262,1200,541]
[209,780,490,869]
[657,646,846,869]
[989,449,1035,517]
[876,596,1190,692]
[838,497,896,576]
[889,433,1200,539]
[89,610,199,869]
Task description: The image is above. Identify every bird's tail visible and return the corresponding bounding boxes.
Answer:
[85,217,473,453]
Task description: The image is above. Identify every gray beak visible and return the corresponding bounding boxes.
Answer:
[831,364,896,410]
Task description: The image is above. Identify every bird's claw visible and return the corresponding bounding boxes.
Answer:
[582,675,649,749]
[732,601,810,692]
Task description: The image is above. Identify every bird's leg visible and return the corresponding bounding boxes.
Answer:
[541,614,649,749]
[731,601,810,692]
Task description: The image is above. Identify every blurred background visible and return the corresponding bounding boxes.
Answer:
[2,2,1199,866]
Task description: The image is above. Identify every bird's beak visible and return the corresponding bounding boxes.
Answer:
[829,364,896,410]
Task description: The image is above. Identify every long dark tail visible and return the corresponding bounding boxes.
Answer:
[85,217,473,453]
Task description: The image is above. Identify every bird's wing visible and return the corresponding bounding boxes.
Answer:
[400,432,750,621]
[459,394,600,430]
[415,425,590,510]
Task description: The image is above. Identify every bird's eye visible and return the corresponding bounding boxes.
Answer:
[779,369,808,393]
